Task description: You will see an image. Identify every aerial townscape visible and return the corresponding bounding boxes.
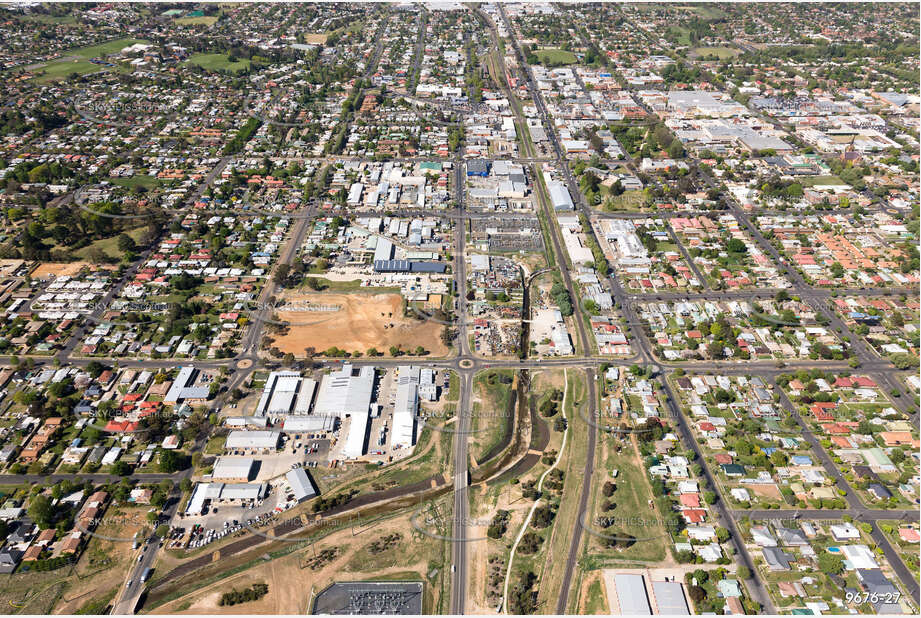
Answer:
[0,1,918,616]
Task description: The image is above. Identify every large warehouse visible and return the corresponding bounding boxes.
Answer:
[281,416,337,433]
[392,366,420,449]
[254,371,317,416]
[211,457,256,482]
[315,364,376,459]
[225,430,281,452]
[651,581,689,615]
[614,574,652,615]
[185,482,269,516]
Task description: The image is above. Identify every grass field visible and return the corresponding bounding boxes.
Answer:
[73,225,148,261]
[111,175,160,190]
[679,4,727,19]
[800,174,846,187]
[29,37,149,83]
[537,370,588,610]
[17,14,77,24]
[603,189,647,212]
[470,370,516,463]
[185,53,251,73]
[69,37,150,59]
[32,60,101,83]
[535,48,578,66]
[581,573,608,613]
[667,26,692,46]
[175,15,219,26]
[691,46,740,59]
[581,437,670,567]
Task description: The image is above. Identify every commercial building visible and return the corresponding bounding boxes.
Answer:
[211,457,256,481]
[548,181,574,211]
[286,467,318,503]
[315,364,376,459]
[254,371,317,416]
[392,366,419,449]
[614,573,652,614]
[163,366,211,405]
[225,430,281,452]
[466,159,490,177]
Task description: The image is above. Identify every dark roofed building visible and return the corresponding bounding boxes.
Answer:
[466,159,490,177]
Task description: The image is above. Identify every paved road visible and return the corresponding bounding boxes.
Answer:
[492,6,600,610]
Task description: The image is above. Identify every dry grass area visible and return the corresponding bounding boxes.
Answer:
[577,571,609,614]
[304,33,328,44]
[54,505,150,614]
[150,512,448,615]
[31,261,91,278]
[745,482,783,500]
[269,292,448,357]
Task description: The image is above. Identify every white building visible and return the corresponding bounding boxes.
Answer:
[225,430,281,452]
[392,366,420,449]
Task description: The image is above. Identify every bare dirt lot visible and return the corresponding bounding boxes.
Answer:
[269,292,449,357]
[303,33,328,44]
[31,261,92,279]
[150,512,448,615]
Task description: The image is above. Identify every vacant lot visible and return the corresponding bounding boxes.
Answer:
[175,15,219,26]
[535,48,577,65]
[184,53,251,73]
[691,46,740,59]
[149,510,449,615]
[269,292,448,357]
[32,262,91,278]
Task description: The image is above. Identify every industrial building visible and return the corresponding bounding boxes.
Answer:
[286,467,318,503]
[392,366,420,449]
[163,366,211,405]
[373,259,446,274]
[185,482,269,516]
[211,457,256,482]
[651,581,689,615]
[225,430,281,453]
[315,364,376,459]
[613,573,652,615]
[254,371,317,416]
[548,181,575,211]
[281,416,337,433]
